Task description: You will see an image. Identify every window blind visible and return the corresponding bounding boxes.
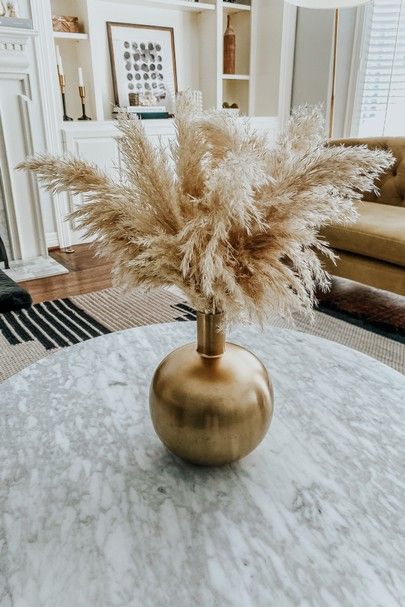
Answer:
[356,0,405,136]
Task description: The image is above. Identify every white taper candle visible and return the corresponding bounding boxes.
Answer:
[78,67,84,87]
[56,45,64,75]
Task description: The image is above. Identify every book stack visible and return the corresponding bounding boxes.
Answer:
[113,106,170,120]
[127,106,169,119]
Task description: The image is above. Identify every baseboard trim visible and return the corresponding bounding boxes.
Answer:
[46,231,59,249]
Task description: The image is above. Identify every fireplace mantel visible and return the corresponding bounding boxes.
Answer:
[0,26,46,261]
[0,25,67,281]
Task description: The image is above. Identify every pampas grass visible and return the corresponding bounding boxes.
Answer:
[18,97,394,325]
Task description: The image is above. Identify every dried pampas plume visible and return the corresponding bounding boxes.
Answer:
[18,97,394,325]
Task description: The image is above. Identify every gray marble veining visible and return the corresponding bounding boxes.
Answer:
[0,323,404,607]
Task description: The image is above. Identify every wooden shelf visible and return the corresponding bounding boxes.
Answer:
[223,74,250,80]
[97,0,215,10]
[222,2,251,13]
[53,32,89,41]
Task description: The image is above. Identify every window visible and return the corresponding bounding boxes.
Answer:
[355,0,405,136]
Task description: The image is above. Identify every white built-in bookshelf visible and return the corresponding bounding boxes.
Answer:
[48,0,257,124]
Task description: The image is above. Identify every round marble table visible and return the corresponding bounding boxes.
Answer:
[1,323,404,607]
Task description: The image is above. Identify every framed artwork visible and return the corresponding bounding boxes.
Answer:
[107,22,178,109]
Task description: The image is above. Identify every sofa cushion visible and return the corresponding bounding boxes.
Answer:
[331,137,405,207]
[322,201,405,268]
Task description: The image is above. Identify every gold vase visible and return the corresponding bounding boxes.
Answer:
[149,312,274,466]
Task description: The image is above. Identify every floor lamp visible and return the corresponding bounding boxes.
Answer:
[284,0,370,138]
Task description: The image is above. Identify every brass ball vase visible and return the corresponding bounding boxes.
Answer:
[149,312,274,466]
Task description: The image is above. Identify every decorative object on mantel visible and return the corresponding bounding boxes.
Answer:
[78,67,91,121]
[107,22,178,115]
[0,0,18,18]
[223,15,236,74]
[55,45,72,121]
[5,1,18,17]
[18,97,394,466]
[52,15,80,33]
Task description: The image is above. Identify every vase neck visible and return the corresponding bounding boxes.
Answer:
[197,311,225,358]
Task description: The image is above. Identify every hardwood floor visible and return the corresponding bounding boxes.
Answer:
[19,245,113,304]
[19,245,405,330]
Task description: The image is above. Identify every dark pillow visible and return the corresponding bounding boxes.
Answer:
[0,270,32,313]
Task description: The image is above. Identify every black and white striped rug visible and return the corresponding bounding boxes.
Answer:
[0,299,111,351]
[0,286,403,381]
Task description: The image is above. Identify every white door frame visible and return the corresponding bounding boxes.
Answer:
[278,3,297,129]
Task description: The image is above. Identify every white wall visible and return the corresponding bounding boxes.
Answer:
[255,0,284,116]
[291,9,333,110]
[290,6,357,137]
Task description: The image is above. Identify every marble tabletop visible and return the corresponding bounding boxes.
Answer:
[0,322,404,607]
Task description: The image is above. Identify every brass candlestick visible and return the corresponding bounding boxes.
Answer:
[78,86,91,121]
[58,73,73,121]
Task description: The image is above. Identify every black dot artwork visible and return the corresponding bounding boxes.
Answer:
[122,39,167,104]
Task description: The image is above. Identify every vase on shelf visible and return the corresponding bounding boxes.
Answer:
[223,15,236,75]
[149,311,274,466]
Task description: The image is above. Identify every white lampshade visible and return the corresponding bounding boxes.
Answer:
[284,0,370,8]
